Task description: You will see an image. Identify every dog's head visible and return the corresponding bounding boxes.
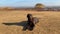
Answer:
[27,14,33,19]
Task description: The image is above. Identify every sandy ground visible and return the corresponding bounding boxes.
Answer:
[0,10,60,34]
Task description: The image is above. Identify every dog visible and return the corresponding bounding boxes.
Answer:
[26,14,39,31]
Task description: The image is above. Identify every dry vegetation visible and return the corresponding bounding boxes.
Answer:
[0,10,60,34]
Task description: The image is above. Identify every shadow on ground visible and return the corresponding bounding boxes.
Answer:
[2,21,29,31]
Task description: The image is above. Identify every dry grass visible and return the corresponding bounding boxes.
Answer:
[0,10,60,34]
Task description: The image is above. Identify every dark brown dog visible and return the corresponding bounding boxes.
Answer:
[26,14,39,31]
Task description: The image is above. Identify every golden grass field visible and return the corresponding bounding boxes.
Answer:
[0,10,60,34]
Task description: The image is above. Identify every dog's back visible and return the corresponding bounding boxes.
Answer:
[33,17,39,24]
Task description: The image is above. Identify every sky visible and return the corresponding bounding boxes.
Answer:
[0,0,60,7]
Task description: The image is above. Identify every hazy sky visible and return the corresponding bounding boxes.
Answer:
[0,0,60,7]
